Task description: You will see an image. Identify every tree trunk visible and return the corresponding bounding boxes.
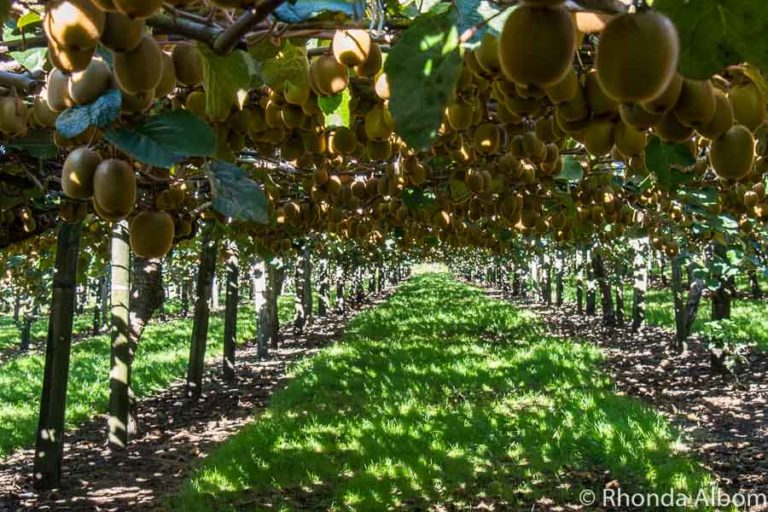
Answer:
[108,221,131,450]
[377,263,384,292]
[302,244,312,323]
[19,312,32,351]
[671,256,687,352]
[335,266,345,313]
[355,266,365,304]
[185,225,219,400]
[253,259,269,358]
[222,242,239,381]
[33,223,82,489]
[268,263,284,349]
[555,251,564,307]
[712,279,732,320]
[211,273,220,311]
[318,258,330,317]
[684,278,704,339]
[592,251,615,326]
[749,269,762,300]
[631,238,649,332]
[541,254,552,305]
[180,279,190,317]
[586,249,596,316]
[293,247,308,334]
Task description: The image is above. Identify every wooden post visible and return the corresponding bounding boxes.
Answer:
[253,258,269,358]
[33,222,82,489]
[222,242,239,382]
[108,220,131,450]
[186,225,219,400]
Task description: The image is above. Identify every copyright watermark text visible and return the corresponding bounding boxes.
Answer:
[578,487,767,509]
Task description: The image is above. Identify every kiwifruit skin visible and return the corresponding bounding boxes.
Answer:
[33,95,60,127]
[544,67,578,104]
[62,147,102,199]
[101,12,145,52]
[154,52,177,99]
[654,111,693,142]
[498,4,576,86]
[474,122,501,154]
[596,12,679,102]
[172,43,204,87]
[113,35,163,94]
[710,124,755,181]
[0,97,28,137]
[641,72,683,114]
[354,42,382,78]
[121,90,154,113]
[619,102,662,130]
[47,69,74,112]
[113,0,163,19]
[311,55,349,96]
[673,79,716,128]
[730,82,767,132]
[697,89,734,140]
[45,0,105,50]
[92,159,137,220]
[583,119,615,156]
[48,41,94,73]
[332,29,372,67]
[68,58,113,105]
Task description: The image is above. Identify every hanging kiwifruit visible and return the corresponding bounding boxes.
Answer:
[498,4,576,86]
[0,96,28,138]
[172,43,204,87]
[113,35,163,94]
[62,146,102,199]
[730,81,767,132]
[45,0,105,50]
[129,210,175,258]
[92,159,137,220]
[673,79,716,128]
[595,12,679,102]
[100,12,145,52]
[709,124,755,181]
[154,52,177,99]
[354,42,382,78]
[332,29,372,67]
[697,89,734,140]
[47,68,74,112]
[48,41,94,73]
[112,0,163,19]
[310,55,349,96]
[68,58,113,105]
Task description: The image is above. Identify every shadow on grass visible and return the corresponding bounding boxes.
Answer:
[174,274,713,511]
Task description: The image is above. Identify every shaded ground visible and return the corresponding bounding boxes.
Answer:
[0,291,391,512]
[490,287,768,511]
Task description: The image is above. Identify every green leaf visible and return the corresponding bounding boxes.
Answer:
[208,160,269,223]
[17,11,41,30]
[644,136,696,192]
[259,41,309,91]
[105,110,216,168]
[198,44,250,122]
[7,130,58,159]
[318,88,351,128]
[9,47,47,72]
[554,156,583,183]
[457,0,509,45]
[402,188,436,209]
[55,89,122,139]
[385,4,463,150]
[655,0,768,79]
[272,0,364,23]
[449,176,470,202]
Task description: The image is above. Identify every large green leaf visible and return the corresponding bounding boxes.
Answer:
[208,160,269,223]
[318,88,351,128]
[385,4,463,150]
[198,44,250,122]
[644,136,696,192]
[259,41,309,91]
[105,110,216,168]
[272,0,364,23]
[655,0,768,79]
[9,47,47,72]
[456,0,509,45]
[7,130,57,159]
[55,89,121,139]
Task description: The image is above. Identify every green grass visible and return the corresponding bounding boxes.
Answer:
[563,277,768,349]
[0,314,95,353]
[174,274,714,511]
[0,295,310,458]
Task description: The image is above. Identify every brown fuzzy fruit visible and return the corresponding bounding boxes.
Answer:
[697,89,734,140]
[709,124,755,181]
[474,122,501,154]
[47,69,74,112]
[45,0,105,50]
[498,4,576,86]
[68,58,112,105]
[354,42,382,78]
[311,55,349,96]
[154,52,177,99]
[332,29,372,67]
[92,159,137,220]
[112,0,163,19]
[730,82,766,132]
[113,35,163,94]
[172,43,204,87]
[62,147,102,199]
[100,12,145,52]
[0,97,28,138]
[640,72,682,114]
[596,12,679,102]
[129,210,175,258]
[673,79,716,128]
[48,41,94,73]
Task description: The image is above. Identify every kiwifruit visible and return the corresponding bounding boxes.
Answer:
[366,139,392,160]
[654,111,693,142]
[68,58,112,105]
[48,41,94,73]
[730,82,766,131]
[354,42,382,78]
[61,146,102,199]
[709,124,755,180]
[474,122,501,154]
[614,120,646,157]
[311,55,349,96]
[595,12,679,102]
[92,159,136,220]
[172,43,204,87]
[45,0,105,50]
[329,127,357,155]
[498,4,576,86]
[280,104,305,129]
[556,85,589,122]
[640,72,682,114]
[47,69,74,112]
[92,0,118,10]
[697,89,734,140]
[332,29,372,67]
[33,95,60,127]
[129,210,174,258]
[744,190,760,208]
[284,81,310,106]
[374,73,390,100]
[365,104,393,141]
[113,35,163,94]
[445,101,475,131]
[153,52,177,99]
[0,97,28,138]
[280,133,305,161]
[585,69,618,117]
[184,90,206,118]
[522,131,546,160]
[100,12,144,52]
[112,0,163,19]
[544,66,578,104]
[619,102,662,130]
[583,119,615,156]
[475,33,501,75]
[673,79,716,128]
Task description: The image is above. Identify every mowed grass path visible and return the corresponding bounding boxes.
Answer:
[0,297,297,458]
[175,274,713,511]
